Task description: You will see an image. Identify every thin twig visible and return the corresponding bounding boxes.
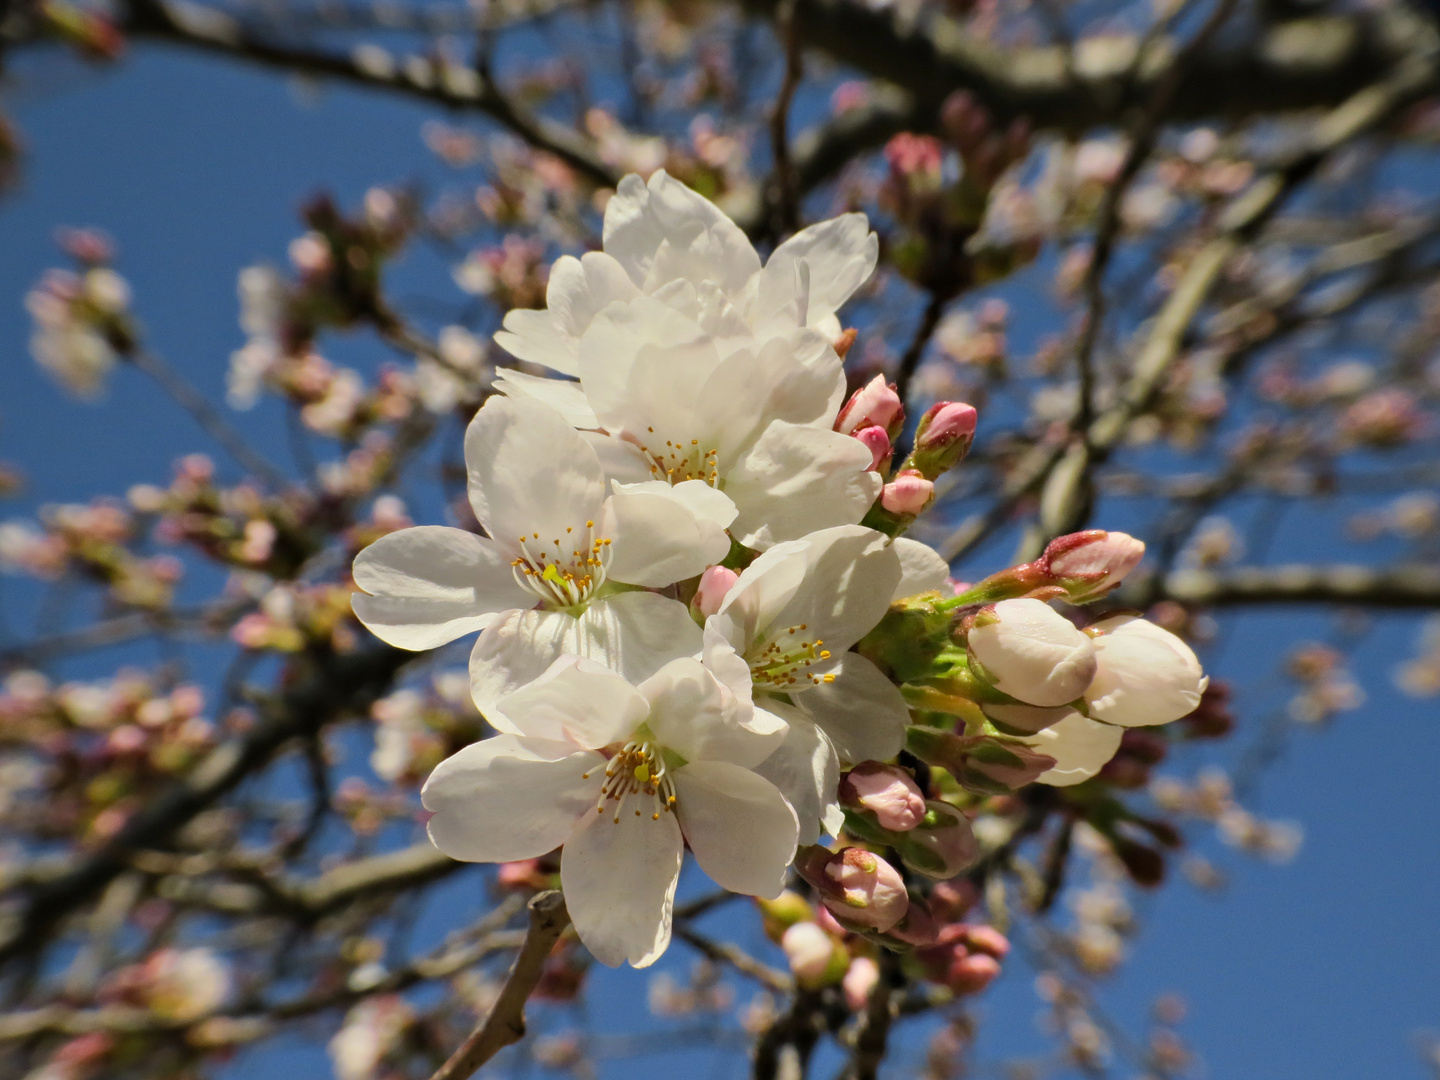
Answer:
[768,0,804,239]
[893,290,948,407]
[126,348,289,488]
[674,926,793,993]
[426,890,571,1080]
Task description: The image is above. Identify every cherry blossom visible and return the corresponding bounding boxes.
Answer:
[422,654,796,967]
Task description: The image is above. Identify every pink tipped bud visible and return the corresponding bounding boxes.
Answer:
[959,924,1011,960]
[899,801,980,878]
[842,955,879,1010]
[909,401,978,479]
[854,425,892,472]
[841,762,927,831]
[880,469,935,516]
[1041,530,1145,602]
[781,922,841,984]
[945,951,1002,994]
[836,374,904,438]
[691,565,739,619]
[796,846,910,932]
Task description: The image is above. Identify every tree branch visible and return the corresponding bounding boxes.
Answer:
[1139,564,1440,609]
[426,890,570,1080]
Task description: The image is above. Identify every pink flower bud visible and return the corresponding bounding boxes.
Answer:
[1041,530,1145,602]
[907,401,978,480]
[826,849,909,931]
[959,924,1011,959]
[900,801,980,877]
[842,955,879,1010]
[945,951,1002,994]
[853,425,892,472]
[836,374,904,438]
[880,470,934,516]
[928,879,979,922]
[841,762,927,831]
[781,922,839,983]
[796,846,910,932]
[691,565,739,619]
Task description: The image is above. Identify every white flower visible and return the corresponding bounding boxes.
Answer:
[422,654,797,967]
[966,598,1098,708]
[352,394,734,650]
[1083,615,1207,726]
[1024,711,1123,787]
[140,947,231,1021]
[704,525,906,842]
[495,170,878,378]
[329,996,413,1080]
[557,298,880,547]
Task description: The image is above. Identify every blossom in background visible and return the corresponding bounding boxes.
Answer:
[25,265,131,399]
[422,654,796,966]
[352,396,733,713]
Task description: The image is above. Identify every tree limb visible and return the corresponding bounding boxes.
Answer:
[426,889,571,1080]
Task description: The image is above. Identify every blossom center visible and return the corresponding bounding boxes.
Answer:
[635,428,720,486]
[749,624,836,690]
[510,520,613,609]
[588,741,677,823]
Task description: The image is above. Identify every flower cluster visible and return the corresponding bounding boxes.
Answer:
[350,173,1208,967]
[25,230,135,400]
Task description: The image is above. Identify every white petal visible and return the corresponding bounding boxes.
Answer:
[751,704,840,847]
[352,526,530,650]
[494,308,576,375]
[421,734,601,862]
[794,654,909,762]
[602,173,666,287]
[1027,713,1123,786]
[891,537,951,600]
[637,170,761,299]
[674,761,798,898]
[496,656,650,749]
[464,395,605,545]
[470,594,702,731]
[721,524,901,656]
[967,598,1098,708]
[641,656,785,768]
[763,213,878,327]
[492,368,599,429]
[601,482,735,588]
[547,251,642,352]
[748,257,810,339]
[581,432,655,485]
[578,297,720,436]
[1084,615,1207,727]
[561,801,682,967]
[983,701,1073,735]
[725,424,882,549]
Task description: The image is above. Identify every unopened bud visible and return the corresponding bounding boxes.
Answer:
[908,401,977,480]
[854,425,892,472]
[691,565,739,619]
[906,726,1056,795]
[965,598,1097,707]
[842,955,879,1010]
[840,762,926,832]
[886,898,940,946]
[796,846,910,932]
[944,951,1002,994]
[781,922,845,985]
[1040,530,1145,603]
[958,923,1010,959]
[880,470,935,516]
[897,801,980,878]
[836,374,904,438]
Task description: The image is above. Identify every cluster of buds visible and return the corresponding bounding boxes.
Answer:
[0,497,181,609]
[834,375,978,534]
[133,455,324,578]
[25,230,135,399]
[453,234,549,310]
[231,580,360,653]
[916,921,1010,996]
[0,669,218,845]
[837,762,979,879]
[368,672,483,786]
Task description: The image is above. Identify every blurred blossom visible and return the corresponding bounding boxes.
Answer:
[1178,516,1243,568]
[1396,616,1440,697]
[328,995,414,1080]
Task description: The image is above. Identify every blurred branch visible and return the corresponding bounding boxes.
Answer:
[0,642,412,971]
[1139,563,1440,608]
[673,926,793,993]
[120,0,620,189]
[427,889,570,1080]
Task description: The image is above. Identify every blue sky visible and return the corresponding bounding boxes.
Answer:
[1,38,1438,1080]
